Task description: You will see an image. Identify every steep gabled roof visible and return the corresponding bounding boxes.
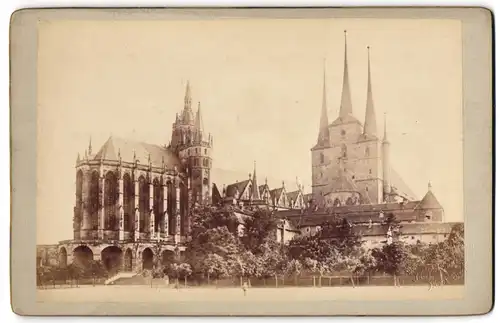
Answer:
[225,180,251,199]
[389,167,417,200]
[93,136,181,169]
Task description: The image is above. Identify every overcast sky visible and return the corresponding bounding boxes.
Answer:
[36,18,463,244]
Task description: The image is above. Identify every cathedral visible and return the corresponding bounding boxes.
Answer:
[274,33,455,247]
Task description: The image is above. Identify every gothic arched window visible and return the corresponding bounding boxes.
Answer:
[345,197,354,205]
[123,173,134,232]
[153,178,163,233]
[89,171,100,230]
[104,171,118,230]
[167,181,175,235]
[333,198,341,207]
[138,176,149,232]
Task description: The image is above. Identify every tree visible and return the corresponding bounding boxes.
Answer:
[286,259,303,286]
[242,208,278,255]
[371,241,409,286]
[202,253,229,286]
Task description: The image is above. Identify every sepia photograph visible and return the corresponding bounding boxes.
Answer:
[10,8,492,316]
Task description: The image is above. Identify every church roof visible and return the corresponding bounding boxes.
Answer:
[93,136,181,169]
[330,114,362,127]
[258,184,269,196]
[287,190,301,202]
[389,168,417,200]
[212,183,222,204]
[415,190,443,210]
[270,187,284,202]
[225,179,250,198]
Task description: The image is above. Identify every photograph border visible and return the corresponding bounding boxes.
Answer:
[10,7,493,316]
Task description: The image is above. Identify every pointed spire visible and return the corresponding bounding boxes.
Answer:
[183,81,194,124]
[88,136,92,155]
[428,181,432,191]
[195,101,204,133]
[76,152,80,163]
[117,148,121,160]
[133,149,137,164]
[363,46,377,137]
[251,161,260,200]
[339,30,353,119]
[316,59,330,146]
[383,112,389,142]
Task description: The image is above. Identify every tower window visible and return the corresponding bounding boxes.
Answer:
[365,147,370,157]
[320,152,325,164]
[204,149,207,154]
[341,129,346,136]
[341,144,347,158]
[369,169,372,174]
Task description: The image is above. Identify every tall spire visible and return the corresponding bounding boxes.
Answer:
[339,30,353,119]
[316,59,330,146]
[195,101,204,133]
[251,161,260,200]
[363,46,377,137]
[88,136,92,155]
[183,81,194,124]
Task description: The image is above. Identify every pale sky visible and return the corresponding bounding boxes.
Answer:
[36,18,463,244]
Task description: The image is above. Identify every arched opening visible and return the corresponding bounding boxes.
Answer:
[142,248,154,270]
[123,173,134,232]
[333,198,341,207]
[153,178,163,233]
[104,171,118,230]
[161,250,176,268]
[59,247,68,268]
[89,171,100,231]
[73,245,94,268]
[320,152,325,164]
[101,246,123,273]
[167,181,175,235]
[138,176,149,232]
[123,248,133,272]
[345,197,353,205]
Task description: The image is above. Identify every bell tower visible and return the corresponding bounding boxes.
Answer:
[171,81,213,205]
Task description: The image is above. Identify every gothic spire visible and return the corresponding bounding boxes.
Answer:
[363,46,377,137]
[251,161,260,200]
[316,59,330,146]
[195,101,204,133]
[183,81,194,124]
[88,136,92,155]
[339,30,353,119]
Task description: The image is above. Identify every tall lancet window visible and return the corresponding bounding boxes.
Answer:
[89,171,100,230]
[153,178,163,233]
[320,152,325,164]
[123,173,134,232]
[167,181,175,235]
[138,176,148,232]
[365,147,370,157]
[180,182,187,236]
[75,170,83,227]
[104,171,118,230]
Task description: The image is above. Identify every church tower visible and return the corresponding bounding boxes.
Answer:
[354,46,384,204]
[171,81,213,205]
